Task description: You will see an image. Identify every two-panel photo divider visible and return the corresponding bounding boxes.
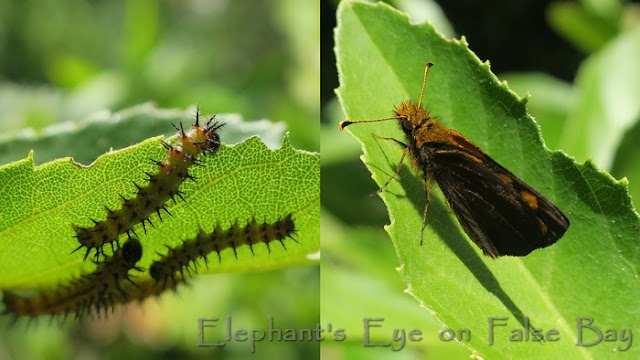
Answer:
[0,1,638,359]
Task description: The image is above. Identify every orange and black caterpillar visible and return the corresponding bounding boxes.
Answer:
[81,216,297,307]
[2,238,143,319]
[72,108,224,259]
[149,214,296,288]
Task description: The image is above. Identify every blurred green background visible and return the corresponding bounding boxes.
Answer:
[0,0,319,153]
[0,1,319,360]
[322,0,640,358]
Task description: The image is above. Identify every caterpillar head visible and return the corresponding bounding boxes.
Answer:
[122,238,143,266]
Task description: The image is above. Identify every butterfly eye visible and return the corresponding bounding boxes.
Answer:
[401,119,413,131]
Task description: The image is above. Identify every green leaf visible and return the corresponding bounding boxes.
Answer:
[611,118,640,209]
[547,2,619,53]
[0,106,320,289]
[502,72,575,150]
[321,210,472,357]
[336,1,639,358]
[560,26,640,169]
[0,103,288,166]
[579,0,623,22]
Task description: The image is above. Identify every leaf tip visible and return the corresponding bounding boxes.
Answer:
[458,35,469,47]
[281,132,292,148]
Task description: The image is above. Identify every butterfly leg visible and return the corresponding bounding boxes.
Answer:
[370,134,410,196]
[420,181,431,245]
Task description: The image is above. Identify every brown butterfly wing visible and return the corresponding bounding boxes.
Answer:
[423,143,569,257]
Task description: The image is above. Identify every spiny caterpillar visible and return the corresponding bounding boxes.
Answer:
[116,277,183,302]
[2,238,143,319]
[72,108,224,259]
[149,214,297,288]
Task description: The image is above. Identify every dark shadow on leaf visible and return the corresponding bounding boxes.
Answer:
[396,163,532,330]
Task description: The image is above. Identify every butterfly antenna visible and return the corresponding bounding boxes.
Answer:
[417,62,434,109]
